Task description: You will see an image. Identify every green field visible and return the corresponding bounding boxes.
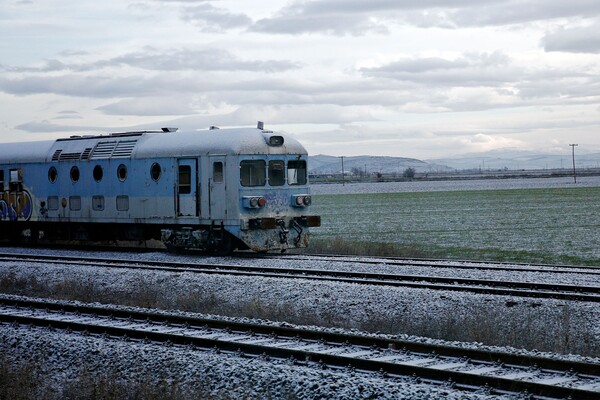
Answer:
[310,186,600,265]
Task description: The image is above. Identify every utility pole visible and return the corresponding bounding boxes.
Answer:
[569,144,578,183]
[340,156,345,186]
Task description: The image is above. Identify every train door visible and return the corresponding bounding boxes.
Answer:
[209,156,226,219]
[177,158,198,217]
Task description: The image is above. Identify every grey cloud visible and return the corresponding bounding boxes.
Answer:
[97,97,200,116]
[3,48,598,121]
[15,120,94,133]
[180,3,252,31]
[518,78,600,102]
[1,48,299,74]
[53,110,82,120]
[449,1,600,27]
[0,74,206,98]
[173,105,378,127]
[14,104,375,134]
[253,13,388,35]
[108,48,299,72]
[251,0,600,35]
[361,52,519,87]
[543,23,600,53]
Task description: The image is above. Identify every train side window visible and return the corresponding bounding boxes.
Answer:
[93,165,103,182]
[178,165,191,194]
[117,164,127,182]
[268,160,285,186]
[69,196,81,211]
[48,196,59,210]
[240,160,266,187]
[48,167,58,183]
[213,162,223,183]
[92,195,104,211]
[150,163,161,181]
[287,160,307,185]
[116,195,129,211]
[9,169,22,191]
[70,166,80,182]
[0,170,3,190]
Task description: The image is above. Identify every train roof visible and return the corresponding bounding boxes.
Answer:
[0,127,308,164]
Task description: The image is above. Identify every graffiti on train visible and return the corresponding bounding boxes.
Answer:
[0,191,33,221]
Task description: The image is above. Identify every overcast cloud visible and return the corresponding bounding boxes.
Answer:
[0,0,599,158]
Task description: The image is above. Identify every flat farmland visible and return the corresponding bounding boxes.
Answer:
[310,184,600,265]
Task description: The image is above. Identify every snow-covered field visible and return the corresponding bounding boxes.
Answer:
[311,183,600,264]
[1,247,599,398]
[311,176,600,195]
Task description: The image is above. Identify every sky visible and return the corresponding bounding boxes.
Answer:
[1,0,599,159]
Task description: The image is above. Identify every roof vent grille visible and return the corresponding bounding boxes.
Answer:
[51,150,62,161]
[90,141,117,160]
[81,147,93,160]
[112,140,137,158]
[59,152,83,161]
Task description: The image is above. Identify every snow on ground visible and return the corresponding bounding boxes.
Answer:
[0,321,497,399]
[310,176,600,195]
[1,246,600,398]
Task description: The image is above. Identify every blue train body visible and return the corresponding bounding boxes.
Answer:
[0,125,320,252]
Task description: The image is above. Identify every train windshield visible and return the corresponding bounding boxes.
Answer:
[240,160,266,186]
[287,160,307,185]
[268,160,285,186]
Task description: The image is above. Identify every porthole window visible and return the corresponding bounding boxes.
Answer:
[48,167,58,183]
[117,164,127,182]
[150,163,161,181]
[70,166,80,182]
[93,165,103,182]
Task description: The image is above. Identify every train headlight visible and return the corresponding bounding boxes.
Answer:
[244,196,266,209]
[268,136,284,146]
[292,194,311,207]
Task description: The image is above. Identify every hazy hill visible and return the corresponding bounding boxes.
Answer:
[427,149,600,171]
[308,154,451,175]
[309,150,600,175]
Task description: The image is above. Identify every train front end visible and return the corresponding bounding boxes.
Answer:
[232,132,320,252]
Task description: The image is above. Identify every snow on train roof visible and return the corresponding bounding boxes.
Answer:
[135,127,307,158]
[0,127,307,164]
[0,140,56,163]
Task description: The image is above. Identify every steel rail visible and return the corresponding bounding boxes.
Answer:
[0,296,598,399]
[2,252,600,302]
[268,253,600,276]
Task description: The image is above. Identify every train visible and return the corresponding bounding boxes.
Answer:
[0,122,320,253]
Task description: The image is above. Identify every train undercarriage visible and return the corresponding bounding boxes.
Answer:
[0,221,245,254]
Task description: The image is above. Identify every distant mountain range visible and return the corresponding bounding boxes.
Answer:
[309,150,600,174]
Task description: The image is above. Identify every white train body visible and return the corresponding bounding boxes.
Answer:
[0,125,320,252]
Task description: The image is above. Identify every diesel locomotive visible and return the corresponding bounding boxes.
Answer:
[0,123,320,253]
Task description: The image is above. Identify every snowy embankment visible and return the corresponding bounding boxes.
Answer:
[1,247,599,398]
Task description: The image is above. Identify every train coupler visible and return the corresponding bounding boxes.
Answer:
[277,219,289,244]
[290,220,303,246]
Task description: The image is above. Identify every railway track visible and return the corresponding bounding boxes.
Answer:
[0,295,598,399]
[1,252,600,302]
[272,253,600,276]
